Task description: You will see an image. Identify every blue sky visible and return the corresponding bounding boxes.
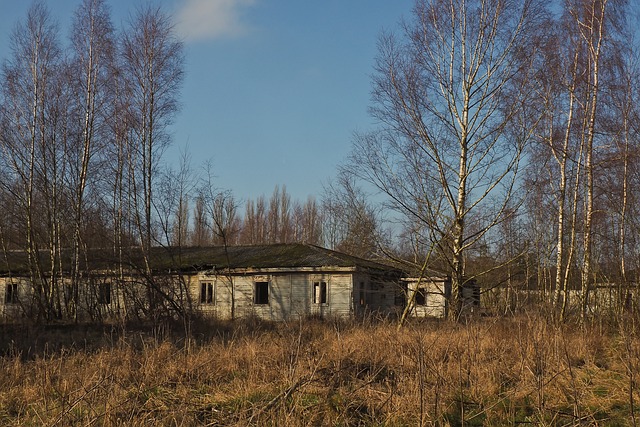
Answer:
[0,0,413,203]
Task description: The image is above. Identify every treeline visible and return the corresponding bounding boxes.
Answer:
[169,182,379,259]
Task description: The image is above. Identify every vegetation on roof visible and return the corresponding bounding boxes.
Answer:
[0,244,403,276]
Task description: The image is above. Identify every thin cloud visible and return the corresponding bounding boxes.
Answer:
[175,0,256,42]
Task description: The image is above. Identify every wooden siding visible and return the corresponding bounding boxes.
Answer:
[291,274,311,317]
[0,275,132,322]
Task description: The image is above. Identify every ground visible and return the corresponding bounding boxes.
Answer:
[0,314,638,425]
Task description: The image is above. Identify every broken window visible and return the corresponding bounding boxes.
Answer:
[254,281,269,305]
[414,287,427,306]
[4,282,18,304]
[97,283,111,305]
[200,282,214,304]
[313,281,327,304]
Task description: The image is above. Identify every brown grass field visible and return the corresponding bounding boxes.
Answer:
[0,313,639,426]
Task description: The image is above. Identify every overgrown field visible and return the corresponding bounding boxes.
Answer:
[1,314,639,426]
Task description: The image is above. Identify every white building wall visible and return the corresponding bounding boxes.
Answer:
[190,271,361,321]
[0,269,401,323]
[406,278,450,318]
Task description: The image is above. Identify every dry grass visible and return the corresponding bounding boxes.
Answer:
[0,314,639,426]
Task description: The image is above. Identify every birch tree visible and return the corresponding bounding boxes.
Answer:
[67,0,115,319]
[0,1,64,320]
[121,5,184,255]
[348,0,545,319]
[525,0,630,320]
[120,5,184,319]
[526,16,584,319]
[569,0,628,319]
[612,59,640,314]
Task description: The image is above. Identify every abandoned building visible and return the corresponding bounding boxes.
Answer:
[0,243,480,322]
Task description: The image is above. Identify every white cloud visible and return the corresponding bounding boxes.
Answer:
[175,0,256,42]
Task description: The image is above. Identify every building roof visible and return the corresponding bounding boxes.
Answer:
[0,244,402,276]
[155,244,401,274]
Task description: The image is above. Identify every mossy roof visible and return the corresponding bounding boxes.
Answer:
[0,244,402,276]
[151,244,401,274]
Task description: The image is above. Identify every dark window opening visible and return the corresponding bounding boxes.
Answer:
[415,288,427,306]
[5,283,18,304]
[313,281,327,304]
[473,287,480,306]
[359,282,366,306]
[200,282,214,304]
[254,281,269,305]
[98,283,111,305]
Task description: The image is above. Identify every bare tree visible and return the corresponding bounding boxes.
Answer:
[119,4,184,320]
[267,186,282,243]
[193,163,240,247]
[0,1,64,321]
[278,186,292,243]
[322,175,381,258]
[235,187,322,246]
[589,18,640,317]
[0,1,189,324]
[67,0,115,320]
[240,195,268,244]
[265,185,293,243]
[191,194,211,246]
[154,149,194,248]
[524,15,584,318]
[613,58,640,315]
[571,0,625,319]
[347,0,545,319]
[292,196,323,245]
[209,192,240,246]
[523,0,631,320]
[121,4,184,255]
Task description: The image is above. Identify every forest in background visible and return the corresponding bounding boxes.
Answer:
[2,0,640,323]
